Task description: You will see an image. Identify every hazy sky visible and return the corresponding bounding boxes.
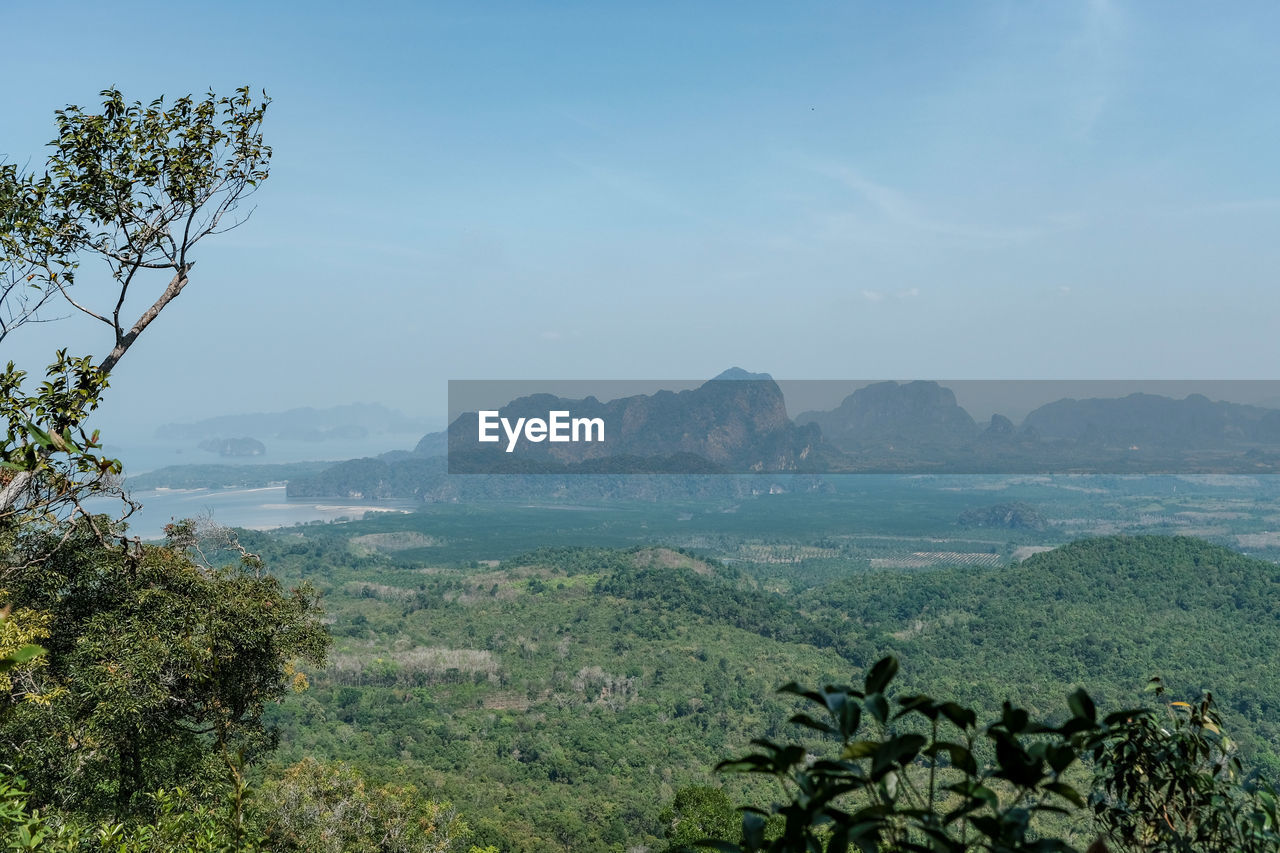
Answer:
[4,1,1280,435]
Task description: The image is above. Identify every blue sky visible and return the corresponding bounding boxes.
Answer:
[4,1,1280,433]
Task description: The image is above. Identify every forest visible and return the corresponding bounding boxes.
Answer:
[11,515,1280,851]
[7,84,1280,852]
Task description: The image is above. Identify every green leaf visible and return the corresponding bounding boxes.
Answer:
[1043,781,1085,808]
[864,693,890,726]
[1067,688,1096,724]
[842,740,882,761]
[0,644,45,673]
[864,656,899,696]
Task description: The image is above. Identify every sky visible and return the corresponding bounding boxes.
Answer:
[3,1,1280,436]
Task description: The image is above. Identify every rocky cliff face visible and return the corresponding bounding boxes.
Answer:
[795,381,978,452]
[448,373,832,474]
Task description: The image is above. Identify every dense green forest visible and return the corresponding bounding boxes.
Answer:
[213,520,1280,851]
[13,442,1280,850]
[11,467,1280,850]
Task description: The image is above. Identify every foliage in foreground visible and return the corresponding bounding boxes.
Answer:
[1,758,496,853]
[708,656,1280,853]
[2,85,272,524]
[0,519,330,820]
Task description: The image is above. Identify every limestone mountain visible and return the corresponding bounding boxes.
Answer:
[448,372,833,474]
[795,381,978,452]
[1022,392,1280,450]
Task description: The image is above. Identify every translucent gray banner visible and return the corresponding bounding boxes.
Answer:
[447,378,1280,474]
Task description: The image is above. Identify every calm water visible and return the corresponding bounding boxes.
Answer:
[101,431,428,476]
[86,486,419,540]
[74,429,429,538]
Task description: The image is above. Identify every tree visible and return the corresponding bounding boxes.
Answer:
[0,608,45,682]
[1089,678,1280,853]
[660,786,741,852]
[258,758,475,853]
[0,89,336,834]
[0,520,329,818]
[709,656,1280,853]
[1,86,271,522]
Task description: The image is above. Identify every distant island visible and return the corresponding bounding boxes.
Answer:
[156,402,429,442]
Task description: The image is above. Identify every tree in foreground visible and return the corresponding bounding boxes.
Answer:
[0,88,351,851]
[703,656,1280,853]
[2,85,270,522]
[1,520,329,818]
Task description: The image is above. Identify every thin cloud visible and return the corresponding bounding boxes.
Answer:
[1063,0,1124,139]
[816,163,1051,245]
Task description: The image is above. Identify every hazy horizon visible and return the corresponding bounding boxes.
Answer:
[6,1,1280,442]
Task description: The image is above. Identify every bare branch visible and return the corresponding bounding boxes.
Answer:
[99,263,191,374]
[52,276,114,327]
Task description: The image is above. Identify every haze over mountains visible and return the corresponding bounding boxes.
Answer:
[156,403,429,443]
[134,373,1280,499]
[794,381,979,451]
[796,381,1280,472]
[448,368,830,474]
[443,372,1280,475]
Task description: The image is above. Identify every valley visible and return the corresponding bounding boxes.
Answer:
[203,473,1280,850]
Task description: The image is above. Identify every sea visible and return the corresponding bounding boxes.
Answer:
[81,431,428,540]
[91,486,420,541]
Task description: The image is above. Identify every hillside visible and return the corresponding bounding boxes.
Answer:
[248,529,1280,850]
[804,535,1280,765]
[257,541,848,851]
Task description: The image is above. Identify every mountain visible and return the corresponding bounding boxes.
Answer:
[286,381,1280,500]
[795,380,979,452]
[1022,392,1280,449]
[711,367,774,382]
[287,371,836,498]
[794,385,1280,473]
[155,403,429,441]
[447,372,834,474]
[412,430,447,457]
